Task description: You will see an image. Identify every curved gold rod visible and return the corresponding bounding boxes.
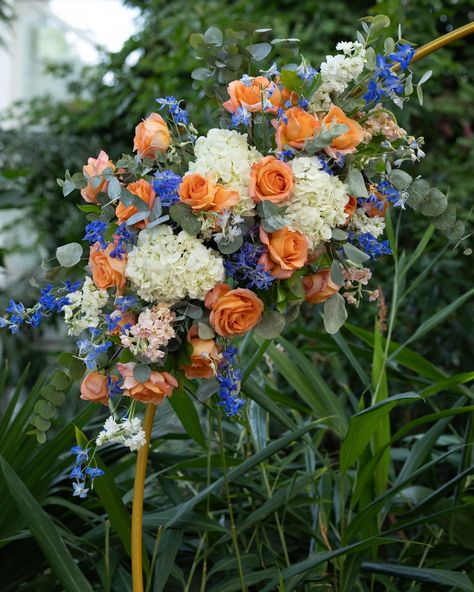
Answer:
[409,22,474,66]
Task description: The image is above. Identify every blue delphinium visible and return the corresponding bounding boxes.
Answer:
[107,375,123,397]
[109,223,136,259]
[363,50,409,106]
[357,233,392,259]
[231,106,252,128]
[296,60,317,82]
[224,241,274,291]
[155,96,189,125]
[389,43,415,71]
[83,220,108,249]
[217,346,245,416]
[115,294,138,312]
[76,337,113,369]
[69,446,104,498]
[152,170,182,206]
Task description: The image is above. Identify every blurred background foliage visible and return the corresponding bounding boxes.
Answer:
[0,0,473,590]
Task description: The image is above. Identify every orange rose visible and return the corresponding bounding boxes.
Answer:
[223,76,281,113]
[181,327,221,380]
[133,113,170,159]
[116,179,155,228]
[81,150,115,204]
[344,195,358,223]
[364,185,389,218]
[280,85,299,106]
[259,226,308,279]
[274,107,320,150]
[249,156,294,204]
[118,362,178,405]
[108,309,137,335]
[89,242,127,292]
[80,372,109,406]
[303,269,340,304]
[206,284,264,337]
[179,174,239,212]
[321,105,364,158]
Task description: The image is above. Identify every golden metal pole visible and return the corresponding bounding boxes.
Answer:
[409,22,474,66]
[131,404,156,592]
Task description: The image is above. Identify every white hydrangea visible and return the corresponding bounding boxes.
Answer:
[286,157,349,249]
[189,128,262,216]
[62,277,108,336]
[96,416,146,451]
[311,41,366,111]
[349,208,386,238]
[125,225,225,303]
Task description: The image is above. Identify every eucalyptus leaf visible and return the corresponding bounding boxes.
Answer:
[343,243,370,264]
[389,169,412,191]
[345,168,368,198]
[247,42,272,61]
[133,364,152,384]
[419,188,448,217]
[107,176,122,200]
[169,203,202,236]
[197,322,215,340]
[254,311,286,340]
[407,178,430,209]
[126,210,149,226]
[56,243,83,268]
[323,293,347,334]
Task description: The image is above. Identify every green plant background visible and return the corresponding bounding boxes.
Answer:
[0,0,473,590]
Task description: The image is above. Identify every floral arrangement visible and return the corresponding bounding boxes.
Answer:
[0,18,463,500]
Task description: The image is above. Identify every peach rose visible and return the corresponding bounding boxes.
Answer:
[321,105,364,158]
[133,113,170,159]
[181,327,221,380]
[179,174,239,212]
[206,284,264,337]
[303,269,340,304]
[274,107,320,150]
[249,156,294,204]
[364,186,389,218]
[89,242,127,292]
[204,283,232,309]
[259,226,308,279]
[81,150,115,204]
[344,195,358,223]
[118,362,178,405]
[80,372,109,406]
[108,309,137,335]
[223,76,281,113]
[116,179,155,228]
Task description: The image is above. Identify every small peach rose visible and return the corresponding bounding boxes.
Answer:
[249,156,294,204]
[133,113,170,159]
[117,362,178,405]
[179,174,239,212]
[223,76,281,113]
[89,242,127,292]
[303,269,340,304]
[181,327,221,380]
[116,179,155,228]
[204,283,231,309]
[321,105,364,158]
[259,226,308,279]
[81,150,115,204]
[274,107,320,150]
[80,372,109,406]
[344,195,358,222]
[207,286,264,337]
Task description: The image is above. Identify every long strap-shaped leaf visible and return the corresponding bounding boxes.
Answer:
[0,456,94,592]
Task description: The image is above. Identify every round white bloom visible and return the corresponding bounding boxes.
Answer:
[286,157,349,249]
[126,225,225,303]
[349,208,386,238]
[96,415,147,451]
[311,41,366,110]
[189,128,262,216]
[63,277,108,336]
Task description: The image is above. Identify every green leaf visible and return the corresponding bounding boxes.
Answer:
[216,234,244,254]
[107,176,122,200]
[152,529,183,592]
[279,69,305,95]
[389,169,412,191]
[0,456,94,592]
[169,380,206,448]
[361,562,474,591]
[304,122,348,153]
[56,243,83,267]
[50,371,72,391]
[247,42,272,61]
[419,188,448,217]
[133,364,152,383]
[204,26,223,46]
[407,178,430,209]
[345,168,368,198]
[169,203,201,236]
[340,392,420,472]
[343,242,370,264]
[254,311,286,339]
[323,293,347,335]
[191,67,212,81]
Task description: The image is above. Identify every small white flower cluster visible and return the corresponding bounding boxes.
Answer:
[286,157,349,248]
[63,277,108,336]
[189,128,262,216]
[311,41,366,111]
[213,210,244,244]
[349,208,386,238]
[126,225,225,303]
[96,415,146,451]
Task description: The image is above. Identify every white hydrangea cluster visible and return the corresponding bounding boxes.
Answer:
[96,416,146,451]
[125,225,225,303]
[188,128,262,216]
[311,41,366,111]
[349,208,386,238]
[63,277,108,336]
[287,157,349,249]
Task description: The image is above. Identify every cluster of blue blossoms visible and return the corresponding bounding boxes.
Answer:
[70,446,104,498]
[83,220,136,259]
[152,169,182,206]
[357,233,392,259]
[155,96,189,125]
[364,43,415,105]
[224,240,275,291]
[217,346,245,416]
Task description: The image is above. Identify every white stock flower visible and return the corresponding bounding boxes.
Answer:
[189,128,262,216]
[125,225,225,304]
[63,277,108,336]
[311,41,366,110]
[96,415,147,451]
[349,208,386,238]
[286,157,349,248]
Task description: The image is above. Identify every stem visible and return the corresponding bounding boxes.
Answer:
[132,404,157,592]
